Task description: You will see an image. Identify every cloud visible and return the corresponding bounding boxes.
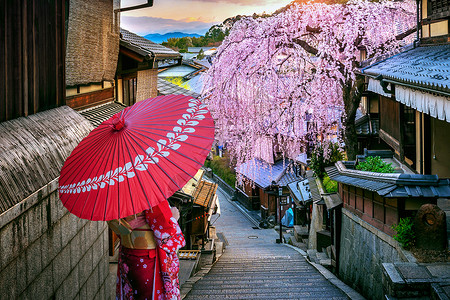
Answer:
[121,16,215,35]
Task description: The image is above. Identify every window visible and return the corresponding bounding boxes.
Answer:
[427,0,450,20]
[402,105,416,169]
[123,77,137,106]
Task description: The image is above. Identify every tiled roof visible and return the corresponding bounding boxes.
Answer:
[120,28,181,59]
[158,64,200,78]
[355,113,379,136]
[157,78,200,98]
[182,75,204,95]
[278,170,303,186]
[80,102,126,127]
[188,47,215,53]
[237,159,302,189]
[326,162,450,198]
[362,44,450,94]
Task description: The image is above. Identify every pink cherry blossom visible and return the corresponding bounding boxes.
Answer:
[203,0,415,167]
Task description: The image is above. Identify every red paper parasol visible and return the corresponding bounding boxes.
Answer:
[59,95,214,221]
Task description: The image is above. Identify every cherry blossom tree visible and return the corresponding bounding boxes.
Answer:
[202,0,415,167]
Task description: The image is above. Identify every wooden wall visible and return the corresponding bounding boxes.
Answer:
[0,0,66,122]
[66,87,114,110]
[379,96,401,153]
[340,183,399,236]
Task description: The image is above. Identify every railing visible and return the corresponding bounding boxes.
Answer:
[208,171,235,197]
[235,188,260,211]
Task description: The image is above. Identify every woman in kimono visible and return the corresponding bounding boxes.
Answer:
[109,201,185,300]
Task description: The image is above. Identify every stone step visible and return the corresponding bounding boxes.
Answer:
[187,285,348,294]
[187,291,347,298]
[316,251,328,261]
[294,225,309,241]
[193,277,329,285]
[307,249,319,263]
[289,236,307,251]
[319,259,332,268]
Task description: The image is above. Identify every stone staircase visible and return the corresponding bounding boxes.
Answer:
[383,262,450,300]
[288,225,333,269]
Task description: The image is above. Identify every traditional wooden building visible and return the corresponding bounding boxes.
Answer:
[327,159,450,237]
[117,28,182,106]
[236,159,302,222]
[167,169,219,249]
[360,0,450,177]
[65,0,120,110]
[0,1,116,298]
[327,151,450,300]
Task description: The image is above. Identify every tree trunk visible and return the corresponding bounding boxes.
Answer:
[343,76,365,160]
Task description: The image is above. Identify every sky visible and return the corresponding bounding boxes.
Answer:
[120,0,292,36]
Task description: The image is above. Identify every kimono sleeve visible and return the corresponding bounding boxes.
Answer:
[144,201,186,254]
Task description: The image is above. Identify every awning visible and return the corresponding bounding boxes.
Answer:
[367,78,392,98]
[215,194,221,215]
[181,169,204,196]
[362,44,450,123]
[368,77,450,123]
[395,85,450,122]
[208,194,219,222]
[193,180,218,208]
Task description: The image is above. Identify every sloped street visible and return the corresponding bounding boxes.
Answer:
[184,187,350,300]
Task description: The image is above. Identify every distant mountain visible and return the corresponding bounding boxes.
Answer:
[144,32,202,43]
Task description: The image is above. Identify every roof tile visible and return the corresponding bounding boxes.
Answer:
[120,28,181,59]
[362,44,450,93]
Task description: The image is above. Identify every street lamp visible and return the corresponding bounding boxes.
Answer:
[277,186,283,244]
[270,181,286,244]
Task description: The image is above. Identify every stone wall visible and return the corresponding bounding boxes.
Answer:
[0,179,111,299]
[339,208,414,300]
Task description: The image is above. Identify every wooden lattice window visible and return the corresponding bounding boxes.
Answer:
[427,0,450,20]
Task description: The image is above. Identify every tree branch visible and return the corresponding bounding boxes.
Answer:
[395,26,417,40]
[292,38,319,55]
[306,25,321,33]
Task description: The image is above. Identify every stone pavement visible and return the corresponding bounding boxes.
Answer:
[183,187,353,300]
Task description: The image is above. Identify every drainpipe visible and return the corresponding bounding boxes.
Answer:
[415,0,420,47]
[114,0,153,13]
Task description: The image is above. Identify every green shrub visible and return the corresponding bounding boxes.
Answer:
[326,180,338,193]
[392,217,415,249]
[310,142,344,179]
[204,155,236,187]
[356,156,395,173]
[322,175,338,193]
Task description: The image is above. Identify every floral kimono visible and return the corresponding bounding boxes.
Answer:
[116,201,186,300]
